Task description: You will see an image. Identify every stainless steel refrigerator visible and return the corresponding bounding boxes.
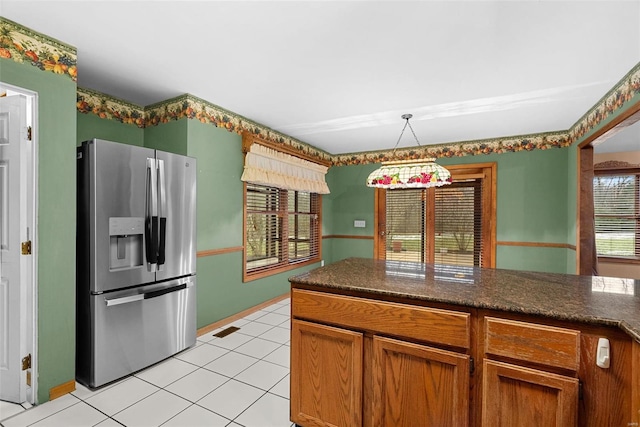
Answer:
[76,138,197,388]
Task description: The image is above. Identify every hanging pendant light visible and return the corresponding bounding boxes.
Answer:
[366,114,452,189]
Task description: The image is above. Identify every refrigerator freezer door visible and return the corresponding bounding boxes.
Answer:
[76,276,197,388]
[155,150,197,282]
[82,139,157,293]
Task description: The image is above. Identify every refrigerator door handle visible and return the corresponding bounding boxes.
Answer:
[104,294,144,307]
[157,159,167,268]
[144,283,186,300]
[146,157,158,272]
[104,280,193,306]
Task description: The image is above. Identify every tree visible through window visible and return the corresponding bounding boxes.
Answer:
[593,172,640,259]
[244,183,321,280]
[375,163,495,268]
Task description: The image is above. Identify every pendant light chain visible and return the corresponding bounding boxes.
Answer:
[391,114,421,156]
[405,119,421,146]
[366,113,452,189]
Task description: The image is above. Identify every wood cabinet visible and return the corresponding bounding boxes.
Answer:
[373,336,470,426]
[291,289,472,427]
[290,319,363,427]
[290,286,638,427]
[482,360,578,426]
[481,316,581,426]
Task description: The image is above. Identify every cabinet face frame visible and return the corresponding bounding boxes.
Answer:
[373,336,470,427]
[291,319,363,427]
[482,359,579,427]
[484,316,580,371]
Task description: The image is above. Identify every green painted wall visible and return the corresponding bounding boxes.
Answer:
[144,119,188,155]
[1,59,77,403]
[187,121,243,250]
[324,238,373,265]
[327,147,574,273]
[497,246,569,273]
[196,252,318,326]
[323,164,377,263]
[77,112,144,146]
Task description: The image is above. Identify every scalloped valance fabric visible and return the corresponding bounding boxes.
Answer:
[241,143,330,194]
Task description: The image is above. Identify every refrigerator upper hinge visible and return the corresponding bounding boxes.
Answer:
[27,126,32,141]
[21,353,31,370]
[21,240,32,255]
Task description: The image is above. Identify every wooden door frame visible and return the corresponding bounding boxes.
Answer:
[373,162,497,268]
[576,100,640,275]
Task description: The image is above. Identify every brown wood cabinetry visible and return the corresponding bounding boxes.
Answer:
[373,336,470,426]
[482,359,578,426]
[290,319,363,427]
[481,317,581,425]
[291,289,472,427]
[290,286,638,427]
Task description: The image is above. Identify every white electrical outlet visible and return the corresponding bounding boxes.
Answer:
[354,220,366,228]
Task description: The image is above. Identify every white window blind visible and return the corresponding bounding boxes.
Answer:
[593,173,640,258]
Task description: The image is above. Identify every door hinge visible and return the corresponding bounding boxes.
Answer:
[470,357,475,375]
[27,126,32,141]
[21,240,32,255]
[21,354,31,370]
[26,371,31,386]
[578,379,583,400]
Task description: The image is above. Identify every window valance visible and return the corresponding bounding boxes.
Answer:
[241,142,330,194]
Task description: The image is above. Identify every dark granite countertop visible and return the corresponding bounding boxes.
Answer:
[289,257,640,343]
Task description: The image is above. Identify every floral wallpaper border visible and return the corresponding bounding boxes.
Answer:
[5,15,640,165]
[76,87,333,164]
[77,61,640,167]
[145,94,333,163]
[568,62,640,144]
[332,131,572,166]
[0,17,77,82]
[77,87,145,127]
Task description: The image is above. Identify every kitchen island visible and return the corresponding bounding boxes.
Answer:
[288,257,640,427]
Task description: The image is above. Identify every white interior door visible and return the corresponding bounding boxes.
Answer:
[0,95,27,403]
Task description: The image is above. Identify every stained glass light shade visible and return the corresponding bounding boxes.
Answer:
[366,159,452,189]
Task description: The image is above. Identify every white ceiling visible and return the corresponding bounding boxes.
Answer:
[2,0,640,154]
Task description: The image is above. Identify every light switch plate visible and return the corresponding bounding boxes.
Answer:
[354,220,366,228]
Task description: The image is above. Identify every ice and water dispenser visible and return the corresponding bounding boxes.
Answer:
[109,217,144,270]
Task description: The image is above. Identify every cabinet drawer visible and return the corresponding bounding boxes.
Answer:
[292,289,470,349]
[484,317,580,371]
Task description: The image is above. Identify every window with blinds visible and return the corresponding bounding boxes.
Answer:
[245,183,321,279]
[382,182,483,267]
[435,181,483,266]
[385,189,427,263]
[377,163,495,268]
[593,172,640,259]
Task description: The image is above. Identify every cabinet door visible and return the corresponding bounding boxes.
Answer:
[372,336,470,427]
[482,360,578,427]
[291,319,363,427]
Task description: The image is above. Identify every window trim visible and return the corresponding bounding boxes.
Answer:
[593,165,640,264]
[374,162,496,268]
[243,182,322,282]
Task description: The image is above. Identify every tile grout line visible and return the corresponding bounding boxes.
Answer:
[2,302,292,427]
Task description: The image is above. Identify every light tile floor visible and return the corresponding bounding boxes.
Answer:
[0,298,294,427]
